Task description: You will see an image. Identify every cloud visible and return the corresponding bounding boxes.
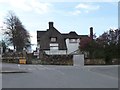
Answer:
[30,0,52,14]
[76,3,100,10]
[70,3,100,15]
[0,0,52,14]
[0,0,6,3]
[10,0,32,11]
[69,10,81,15]
[0,12,5,20]
[1,0,118,3]
[0,12,6,36]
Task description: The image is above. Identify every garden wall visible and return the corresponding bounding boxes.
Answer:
[85,58,119,65]
[41,54,73,65]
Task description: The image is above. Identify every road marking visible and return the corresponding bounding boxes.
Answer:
[20,65,65,75]
[38,65,65,75]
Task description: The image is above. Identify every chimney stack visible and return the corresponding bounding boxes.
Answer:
[90,27,93,40]
[49,22,54,29]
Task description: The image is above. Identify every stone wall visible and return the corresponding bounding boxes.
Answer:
[2,52,26,64]
[85,59,105,65]
[41,54,73,65]
[85,58,119,65]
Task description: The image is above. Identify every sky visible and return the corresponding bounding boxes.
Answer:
[0,0,118,50]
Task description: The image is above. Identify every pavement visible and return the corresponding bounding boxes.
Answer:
[1,67,28,73]
[0,63,28,73]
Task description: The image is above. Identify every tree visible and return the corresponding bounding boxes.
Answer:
[1,40,7,53]
[80,28,119,61]
[96,29,119,64]
[3,11,31,52]
[80,37,92,51]
[80,37,96,59]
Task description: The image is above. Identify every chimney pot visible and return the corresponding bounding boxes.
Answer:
[90,27,93,40]
[49,22,54,29]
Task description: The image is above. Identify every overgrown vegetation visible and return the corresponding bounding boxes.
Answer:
[80,29,120,64]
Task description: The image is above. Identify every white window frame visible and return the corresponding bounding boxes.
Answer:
[51,37,57,42]
[69,39,77,43]
[50,43,59,50]
[50,46,58,50]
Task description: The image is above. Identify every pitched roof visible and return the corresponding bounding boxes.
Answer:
[37,22,89,50]
[68,31,79,39]
[79,35,89,38]
[37,27,67,50]
[37,31,46,38]
[62,32,86,39]
[69,31,78,35]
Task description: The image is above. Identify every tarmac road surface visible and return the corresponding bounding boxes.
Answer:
[2,63,119,88]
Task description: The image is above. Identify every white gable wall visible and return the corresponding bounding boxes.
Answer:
[66,38,80,54]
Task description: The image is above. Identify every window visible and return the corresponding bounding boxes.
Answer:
[50,43,59,50]
[50,46,58,50]
[69,39,77,43]
[51,37,57,42]
[50,43,58,47]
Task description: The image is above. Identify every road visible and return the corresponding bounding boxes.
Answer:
[2,63,119,88]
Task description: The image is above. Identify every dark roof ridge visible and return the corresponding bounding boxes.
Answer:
[47,27,62,35]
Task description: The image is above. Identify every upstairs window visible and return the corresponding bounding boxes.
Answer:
[69,39,77,43]
[51,37,57,42]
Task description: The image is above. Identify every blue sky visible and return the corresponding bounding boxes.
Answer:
[0,0,118,50]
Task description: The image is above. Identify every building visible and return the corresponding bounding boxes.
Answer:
[37,22,92,55]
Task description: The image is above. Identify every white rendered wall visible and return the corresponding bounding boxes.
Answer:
[73,54,84,66]
[66,39,80,54]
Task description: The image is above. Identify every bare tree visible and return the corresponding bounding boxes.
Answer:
[4,11,31,52]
